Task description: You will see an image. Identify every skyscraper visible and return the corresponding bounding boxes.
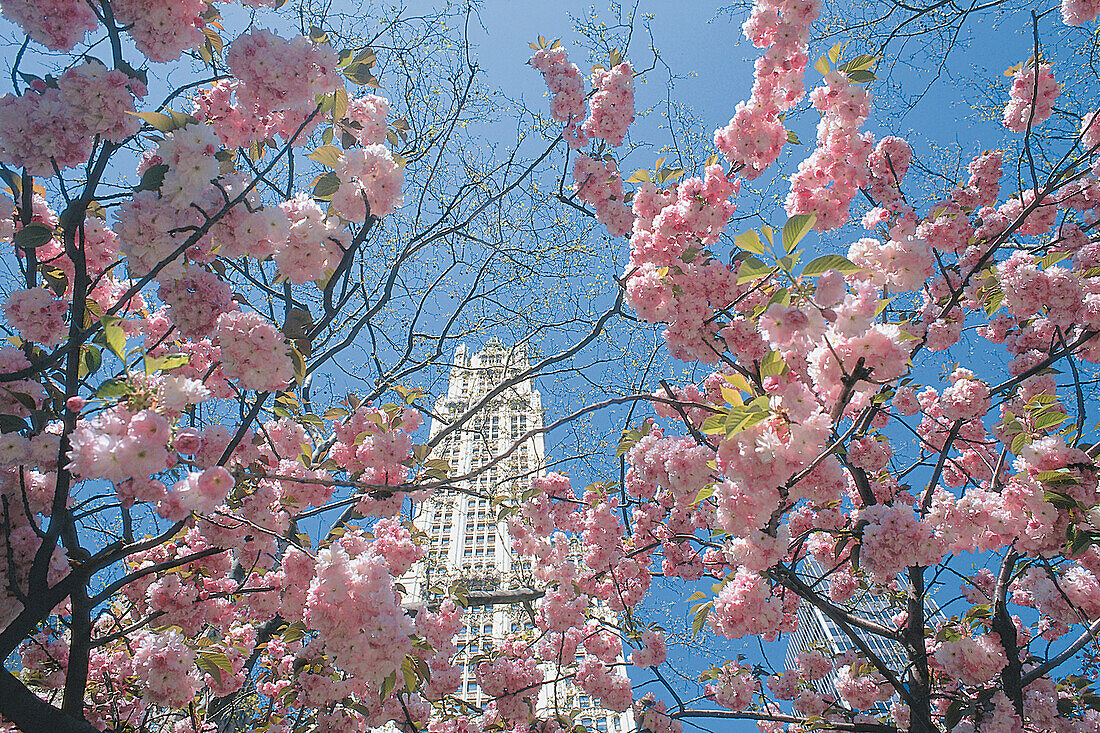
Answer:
[403,340,634,733]
[785,558,939,704]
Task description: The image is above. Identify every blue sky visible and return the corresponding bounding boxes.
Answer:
[2,0,1095,728]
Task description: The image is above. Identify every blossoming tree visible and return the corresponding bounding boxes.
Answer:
[2,0,1100,733]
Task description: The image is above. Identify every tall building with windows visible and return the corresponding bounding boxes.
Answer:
[785,558,940,704]
[403,340,634,733]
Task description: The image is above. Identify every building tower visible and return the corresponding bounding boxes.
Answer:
[785,558,939,704]
[403,340,634,733]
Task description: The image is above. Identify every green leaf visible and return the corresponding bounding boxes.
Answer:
[308,145,343,169]
[1037,469,1079,486]
[700,413,727,435]
[380,671,397,701]
[132,111,174,132]
[725,396,770,436]
[1033,410,1068,431]
[80,345,102,379]
[737,257,771,284]
[838,54,878,72]
[313,171,341,199]
[692,483,717,506]
[1043,490,1078,509]
[760,350,787,378]
[1040,251,1069,269]
[617,427,648,458]
[760,225,774,246]
[786,129,801,145]
[281,622,308,642]
[1010,431,1030,454]
[144,353,191,374]
[402,656,418,694]
[94,378,131,400]
[846,69,877,83]
[135,163,169,192]
[103,320,126,360]
[814,54,831,75]
[196,651,233,686]
[782,214,816,252]
[691,601,713,637]
[657,167,684,184]
[13,223,54,250]
[40,266,67,297]
[344,62,378,87]
[332,87,349,122]
[735,230,766,256]
[984,287,1004,316]
[801,254,864,277]
[0,414,27,433]
[290,344,307,386]
[686,590,707,602]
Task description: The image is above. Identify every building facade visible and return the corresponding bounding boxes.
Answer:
[785,558,938,705]
[403,340,633,733]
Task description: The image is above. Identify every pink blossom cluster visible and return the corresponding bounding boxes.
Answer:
[156,124,223,207]
[0,61,144,176]
[630,629,667,668]
[710,568,787,641]
[369,518,424,575]
[4,287,68,346]
[213,310,295,393]
[304,530,414,686]
[785,71,874,231]
[995,251,1090,328]
[197,173,292,262]
[58,62,145,142]
[848,234,934,292]
[66,406,173,486]
[580,62,635,146]
[1083,113,1100,176]
[333,145,405,220]
[0,0,98,51]
[939,369,991,422]
[706,660,759,710]
[951,150,1003,209]
[931,632,1008,685]
[112,0,207,62]
[162,467,235,519]
[128,629,201,707]
[575,656,633,712]
[0,348,44,419]
[226,30,341,116]
[623,166,741,360]
[1003,61,1060,133]
[572,155,632,237]
[635,694,683,733]
[714,0,819,178]
[833,664,891,710]
[115,190,200,282]
[865,136,912,204]
[158,267,238,338]
[857,504,943,580]
[331,406,421,507]
[714,103,787,180]
[530,47,587,147]
[1062,0,1100,24]
[190,78,329,148]
[347,94,391,145]
[475,653,544,720]
[277,194,350,283]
